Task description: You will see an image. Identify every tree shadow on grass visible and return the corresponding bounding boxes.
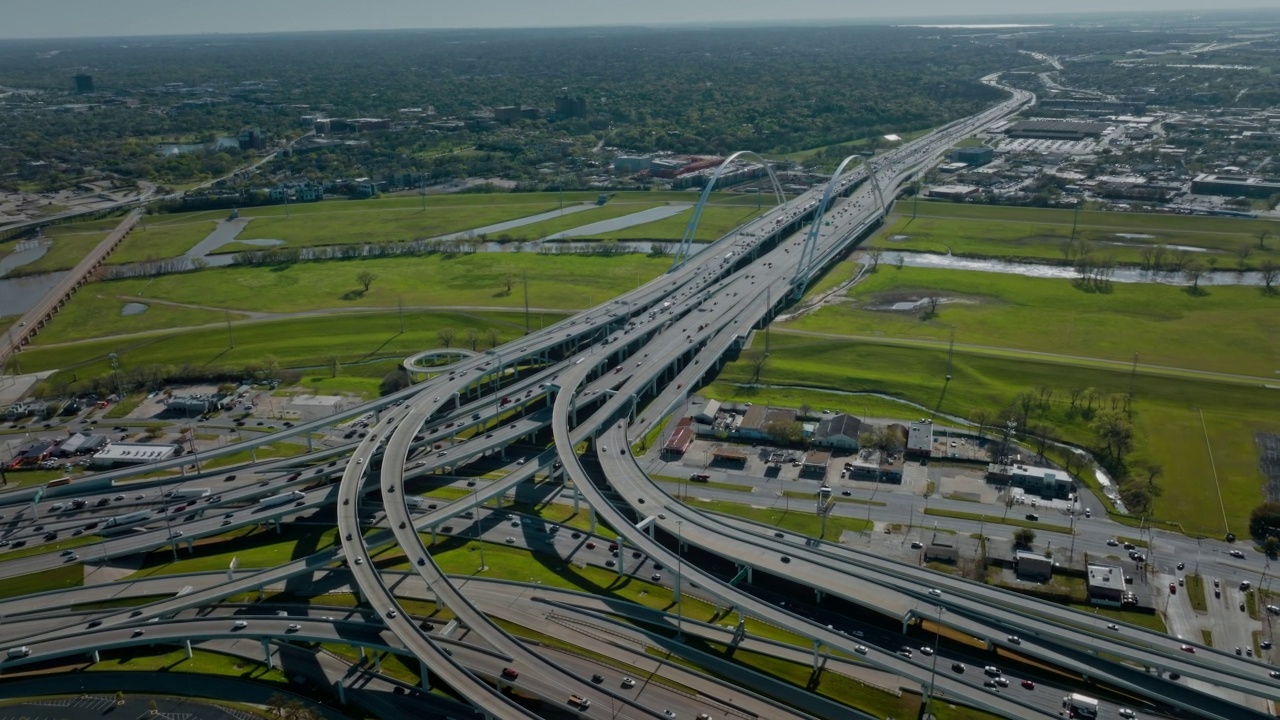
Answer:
[340,289,367,301]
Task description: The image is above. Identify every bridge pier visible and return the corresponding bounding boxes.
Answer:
[335,680,346,705]
[430,527,437,546]
[261,638,273,669]
[373,653,381,673]
[737,564,753,584]
[588,505,597,534]
[92,650,100,663]
[616,536,625,577]
[815,589,825,603]
[185,640,192,659]
[420,660,430,689]
[812,639,822,673]
[572,485,580,514]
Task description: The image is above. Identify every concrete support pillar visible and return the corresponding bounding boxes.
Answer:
[588,505,597,533]
[185,640,193,659]
[421,661,430,689]
[812,639,821,674]
[92,650,100,663]
[307,435,314,452]
[262,638,273,670]
[746,565,753,583]
[374,653,382,673]
[251,448,257,463]
[573,485,581,514]
[335,680,347,705]
[815,589,825,603]
[430,527,437,545]
[617,536,625,577]
[273,518,281,534]
[359,646,366,660]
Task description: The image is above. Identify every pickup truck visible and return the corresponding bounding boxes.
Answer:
[568,694,591,709]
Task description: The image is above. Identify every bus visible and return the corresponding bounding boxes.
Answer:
[1063,693,1099,719]
[46,476,72,488]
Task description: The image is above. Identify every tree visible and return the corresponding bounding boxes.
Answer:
[1260,230,1270,251]
[764,419,804,446]
[486,328,499,349]
[746,350,767,383]
[144,425,165,439]
[326,355,340,378]
[380,369,411,396]
[115,692,125,707]
[465,327,479,350]
[356,270,377,292]
[970,408,991,438]
[1266,536,1280,559]
[1144,463,1163,493]
[503,273,515,294]
[1248,501,1280,540]
[1013,528,1036,548]
[1260,258,1279,294]
[867,246,884,271]
[1091,411,1134,469]
[437,327,455,348]
[1236,242,1253,271]
[798,403,813,420]
[925,295,941,317]
[1183,260,1207,292]
[1119,482,1153,516]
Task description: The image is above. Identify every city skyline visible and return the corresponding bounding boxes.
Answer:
[1,0,1278,39]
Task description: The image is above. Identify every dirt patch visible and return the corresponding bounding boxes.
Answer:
[856,287,991,313]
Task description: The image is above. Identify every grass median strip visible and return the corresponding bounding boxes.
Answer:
[1185,574,1208,613]
[923,507,1072,534]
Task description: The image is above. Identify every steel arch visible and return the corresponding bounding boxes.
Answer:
[669,151,786,271]
[790,155,886,296]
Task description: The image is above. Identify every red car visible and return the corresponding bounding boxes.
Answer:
[1180,644,1196,653]
[1169,582,1177,595]
[1021,680,1035,690]
[501,667,519,680]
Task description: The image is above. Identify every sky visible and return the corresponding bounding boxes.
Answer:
[0,0,1275,39]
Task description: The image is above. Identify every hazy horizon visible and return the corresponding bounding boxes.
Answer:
[2,1,1278,40]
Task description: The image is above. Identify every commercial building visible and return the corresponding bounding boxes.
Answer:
[693,400,721,425]
[986,462,1074,499]
[800,450,832,477]
[1191,173,1280,199]
[554,95,587,119]
[1015,551,1054,581]
[1003,120,1108,140]
[813,414,862,451]
[906,421,933,457]
[662,418,694,457]
[925,535,959,563]
[614,156,653,173]
[847,448,905,483]
[1087,563,1125,606]
[734,405,797,442]
[949,146,994,166]
[926,184,979,200]
[710,446,749,465]
[92,442,178,468]
[55,433,108,457]
[167,394,216,415]
[1037,98,1146,115]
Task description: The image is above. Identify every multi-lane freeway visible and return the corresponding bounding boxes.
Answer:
[2,74,1277,720]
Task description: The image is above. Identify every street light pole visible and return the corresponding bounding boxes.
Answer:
[474,493,485,572]
[676,520,684,640]
[924,605,943,719]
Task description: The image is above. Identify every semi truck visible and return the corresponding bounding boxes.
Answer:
[258,491,306,508]
[167,487,210,499]
[102,510,153,529]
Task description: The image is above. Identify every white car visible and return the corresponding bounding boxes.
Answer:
[928,588,942,598]
[1118,710,1136,719]
[854,645,868,654]
[233,620,248,629]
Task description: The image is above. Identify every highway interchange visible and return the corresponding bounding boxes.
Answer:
[1,75,1277,719]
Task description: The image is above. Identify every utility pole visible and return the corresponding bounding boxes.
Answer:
[523,271,531,334]
[945,325,955,381]
[1126,352,1139,416]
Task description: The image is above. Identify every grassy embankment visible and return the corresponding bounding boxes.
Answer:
[872,200,1280,266]
[705,328,1279,537]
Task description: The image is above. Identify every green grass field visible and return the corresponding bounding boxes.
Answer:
[109,218,219,264]
[36,253,669,324]
[874,201,1279,265]
[131,191,759,252]
[706,333,1279,536]
[20,310,547,380]
[787,267,1280,376]
[126,525,338,578]
[33,293,248,345]
[3,218,118,275]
